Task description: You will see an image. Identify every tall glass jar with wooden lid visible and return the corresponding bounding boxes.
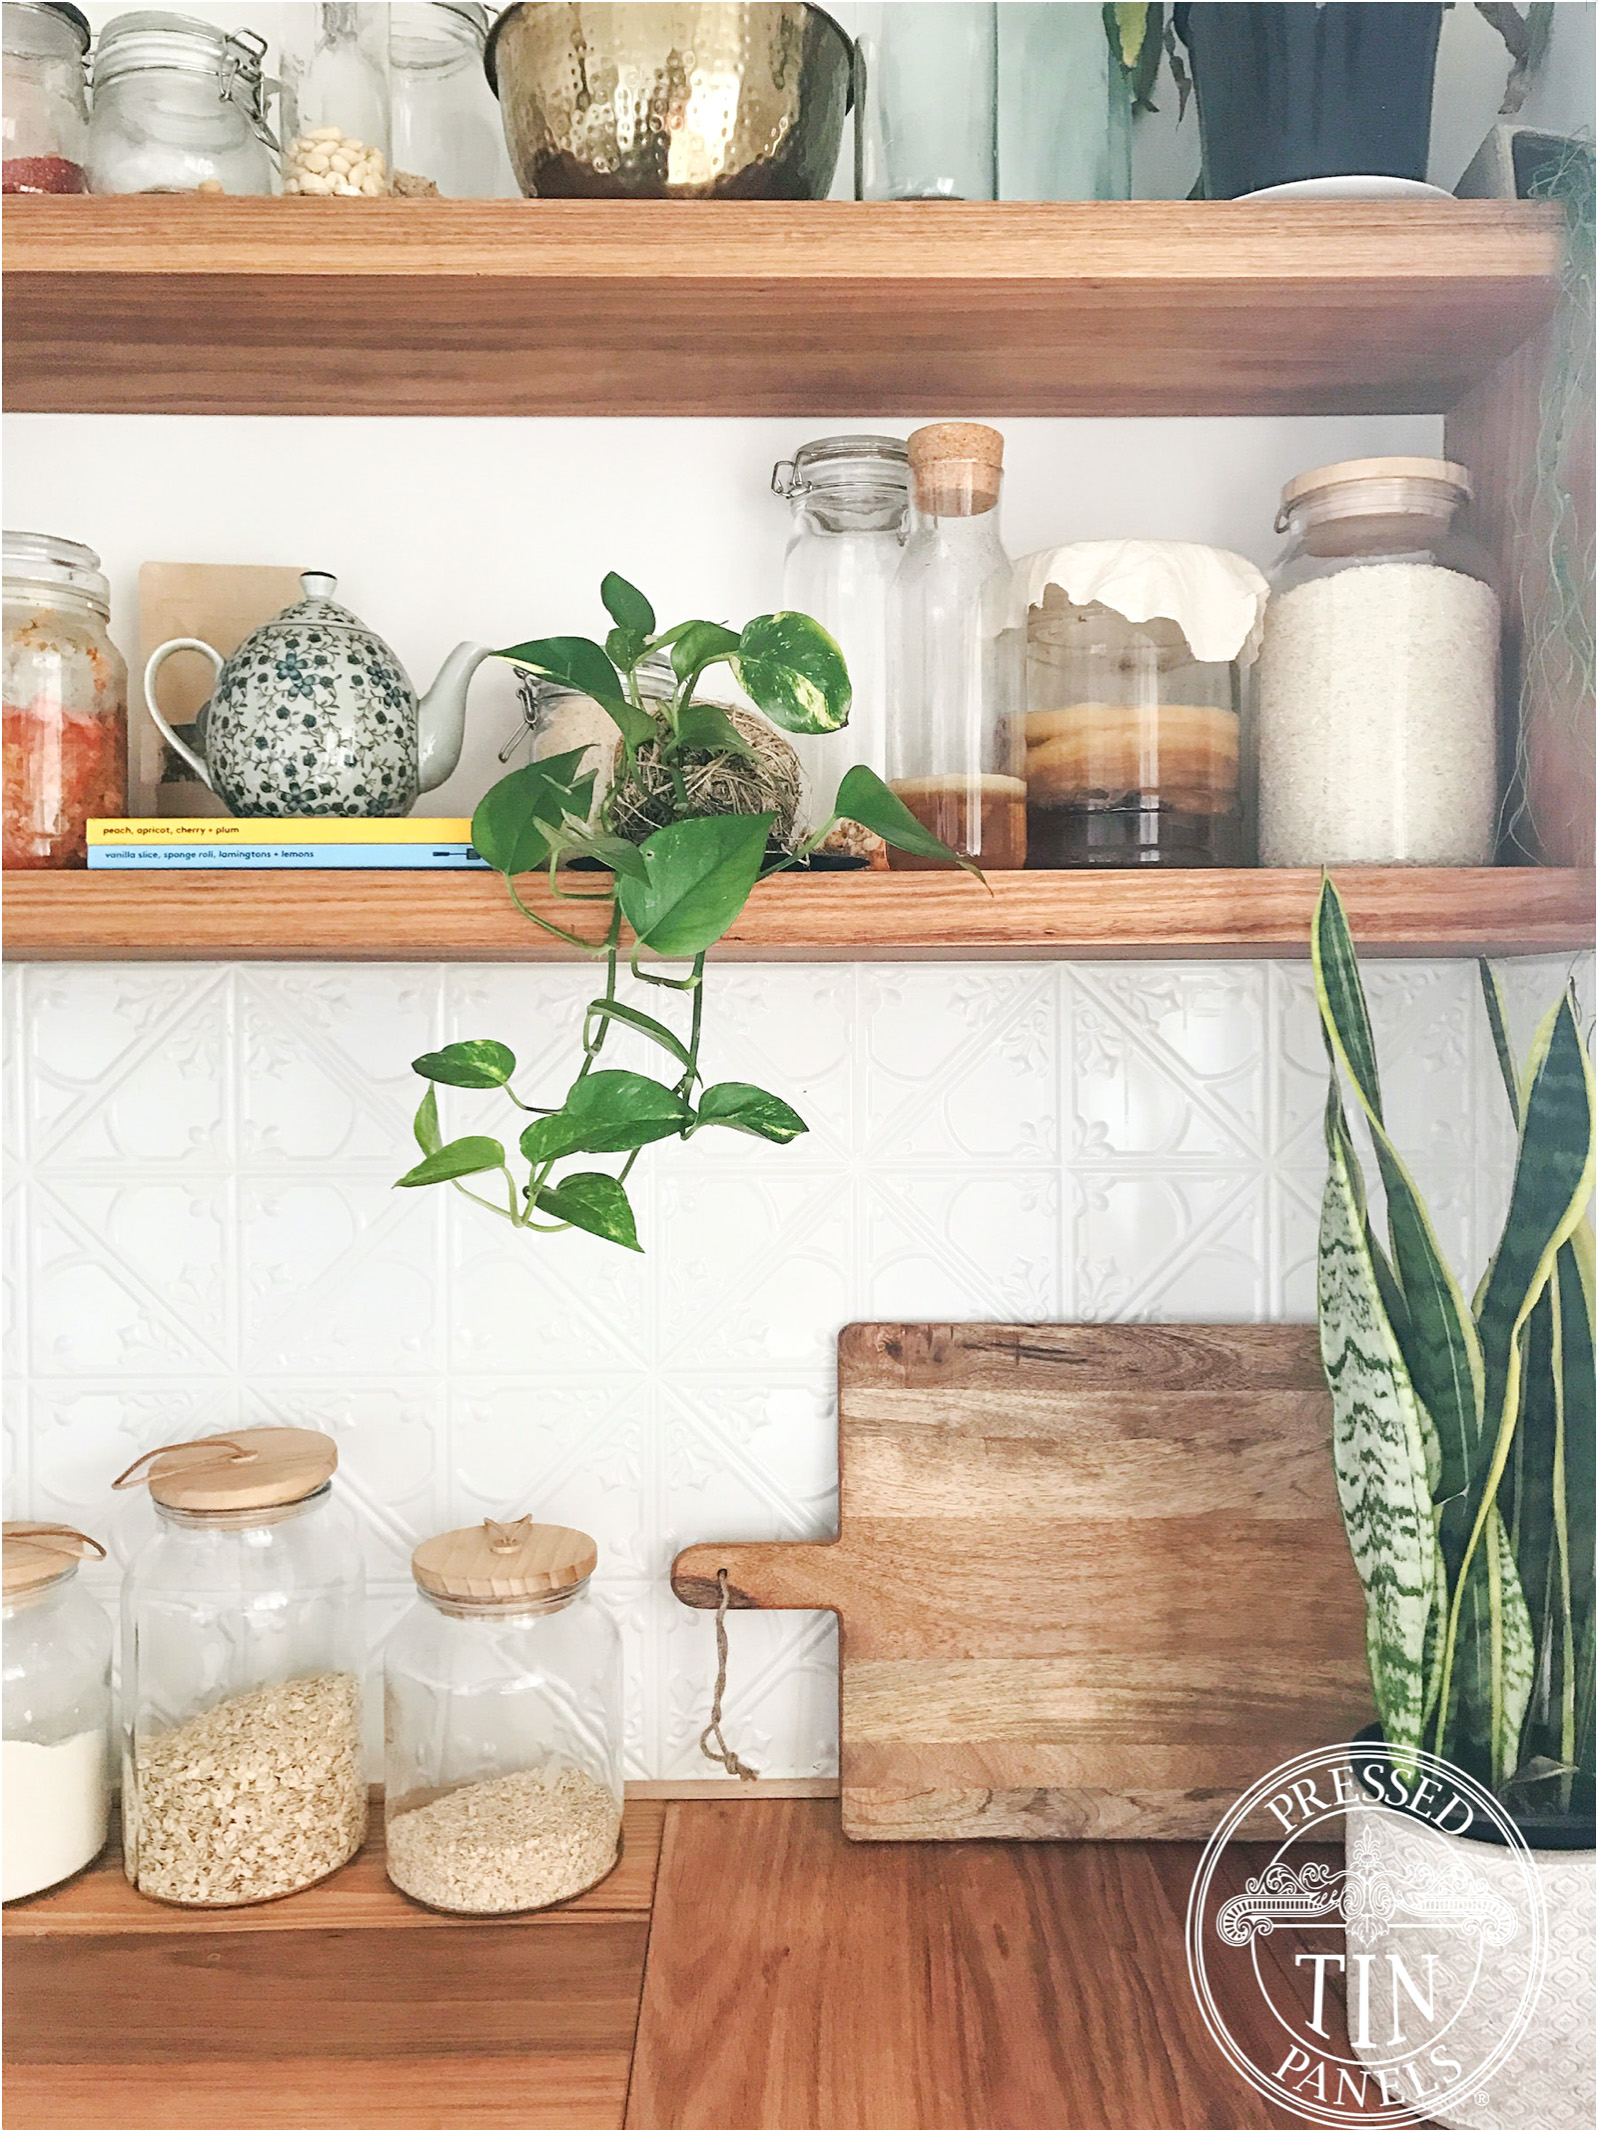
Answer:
[115,1428,367,1906]
[383,1517,623,1914]
[2,1522,112,1901]
[886,421,1027,867]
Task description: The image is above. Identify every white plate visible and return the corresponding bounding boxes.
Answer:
[1236,175,1455,202]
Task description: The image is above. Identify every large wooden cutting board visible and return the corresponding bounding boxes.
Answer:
[671,1323,1373,1842]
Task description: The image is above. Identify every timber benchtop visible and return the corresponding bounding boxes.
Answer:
[5,1797,1409,2129]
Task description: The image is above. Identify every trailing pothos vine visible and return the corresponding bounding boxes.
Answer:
[394,572,971,1251]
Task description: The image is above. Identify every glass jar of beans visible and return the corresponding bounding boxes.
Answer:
[280,2,392,198]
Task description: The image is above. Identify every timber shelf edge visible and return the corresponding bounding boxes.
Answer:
[4,867,1592,964]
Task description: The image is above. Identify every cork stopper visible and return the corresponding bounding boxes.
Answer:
[2,1522,105,1599]
[412,1516,599,1607]
[907,421,1005,517]
[112,1427,338,1513]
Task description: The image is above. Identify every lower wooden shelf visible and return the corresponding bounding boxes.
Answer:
[3,866,1592,962]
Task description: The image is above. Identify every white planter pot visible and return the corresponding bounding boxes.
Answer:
[1345,1803,1596,2130]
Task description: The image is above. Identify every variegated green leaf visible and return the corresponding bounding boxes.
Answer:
[1319,1106,1438,1755]
[1438,1504,1536,1790]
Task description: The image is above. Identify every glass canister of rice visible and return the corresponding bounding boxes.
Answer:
[383,1517,623,1914]
[1256,457,1501,866]
[1016,541,1269,867]
[114,1428,367,1906]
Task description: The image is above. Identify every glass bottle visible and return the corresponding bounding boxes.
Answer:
[383,1518,623,1915]
[998,2,1132,202]
[115,1428,368,1907]
[1257,457,1500,867]
[2,1,90,194]
[855,1,998,202]
[84,12,275,196]
[281,1,391,198]
[3,531,128,870]
[390,1,504,197]
[2,1523,112,1903]
[886,422,1026,869]
[772,435,909,842]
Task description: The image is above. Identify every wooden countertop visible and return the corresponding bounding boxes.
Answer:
[5,1798,1420,2129]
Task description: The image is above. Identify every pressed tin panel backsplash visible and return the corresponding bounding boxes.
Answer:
[3,953,1590,1780]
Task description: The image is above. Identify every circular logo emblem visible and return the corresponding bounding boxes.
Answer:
[1186,1745,1548,2126]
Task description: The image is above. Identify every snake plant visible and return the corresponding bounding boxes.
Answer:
[1315,877,1595,1811]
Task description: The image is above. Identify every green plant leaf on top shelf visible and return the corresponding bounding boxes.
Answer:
[695,1082,808,1143]
[600,572,655,639]
[617,812,774,959]
[674,702,758,761]
[668,621,742,686]
[471,751,596,876]
[411,1038,516,1090]
[534,1170,641,1251]
[394,1135,507,1188]
[520,1069,691,1163]
[833,764,981,876]
[730,612,851,735]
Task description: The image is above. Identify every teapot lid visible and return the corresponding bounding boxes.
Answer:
[272,570,371,633]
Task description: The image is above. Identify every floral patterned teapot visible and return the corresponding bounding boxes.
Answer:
[144,573,492,817]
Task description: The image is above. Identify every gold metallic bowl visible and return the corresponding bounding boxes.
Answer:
[485,2,851,199]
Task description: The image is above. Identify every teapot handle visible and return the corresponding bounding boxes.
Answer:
[143,638,223,791]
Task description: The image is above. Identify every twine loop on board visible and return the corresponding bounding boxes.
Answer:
[699,1568,760,1783]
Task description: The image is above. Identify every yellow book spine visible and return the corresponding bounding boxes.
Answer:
[89,818,475,846]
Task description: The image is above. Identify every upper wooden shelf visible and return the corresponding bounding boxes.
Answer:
[2,198,1561,418]
[3,867,1590,964]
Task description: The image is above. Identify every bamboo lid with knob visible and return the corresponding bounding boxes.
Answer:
[412,1516,599,1605]
[2,1522,106,1598]
[111,1427,338,1512]
[907,421,1005,517]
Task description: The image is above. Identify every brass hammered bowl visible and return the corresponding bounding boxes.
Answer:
[484,2,851,199]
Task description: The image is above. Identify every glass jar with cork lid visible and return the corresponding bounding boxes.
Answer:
[886,421,1027,868]
[1016,541,1270,867]
[114,1428,367,1907]
[383,1517,623,1914]
[2,1522,112,1902]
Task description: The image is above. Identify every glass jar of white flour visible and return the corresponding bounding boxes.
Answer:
[2,1521,112,1901]
[1256,457,1500,866]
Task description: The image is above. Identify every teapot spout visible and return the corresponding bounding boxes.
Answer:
[417,641,494,795]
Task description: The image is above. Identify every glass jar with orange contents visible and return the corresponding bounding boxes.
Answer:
[3,532,127,869]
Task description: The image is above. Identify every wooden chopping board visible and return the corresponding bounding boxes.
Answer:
[671,1323,1372,1842]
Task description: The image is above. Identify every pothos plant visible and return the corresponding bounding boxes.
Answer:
[1315,877,1594,1813]
[393,572,971,1252]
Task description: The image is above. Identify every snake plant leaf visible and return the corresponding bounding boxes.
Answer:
[1320,1101,1439,1756]
[532,1170,641,1252]
[1480,961,1525,1125]
[394,1135,507,1188]
[1438,1503,1536,1791]
[411,1038,516,1090]
[600,572,655,639]
[729,612,852,735]
[618,813,772,960]
[1314,880,1482,1518]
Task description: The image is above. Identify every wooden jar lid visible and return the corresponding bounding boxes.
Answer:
[412,1517,599,1605]
[3,1522,105,1597]
[1280,456,1472,509]
[112,1427,338,1512]
[906,421,1005,516]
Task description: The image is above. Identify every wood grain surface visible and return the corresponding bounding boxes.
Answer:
[673,1325,1373,1840]
[624,1801,1339,2130]
[2,199,1557,418]
[4,866,1591,964]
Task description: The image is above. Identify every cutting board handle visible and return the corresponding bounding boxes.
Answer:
[672,1540,851,1614]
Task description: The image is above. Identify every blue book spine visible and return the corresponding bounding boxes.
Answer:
[88,845,487,871]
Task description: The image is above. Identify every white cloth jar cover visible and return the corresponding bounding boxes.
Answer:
[1013,540,1271,665]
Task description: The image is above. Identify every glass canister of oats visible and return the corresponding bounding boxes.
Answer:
[114,1427,367,1906]
[383,1517,623,1915]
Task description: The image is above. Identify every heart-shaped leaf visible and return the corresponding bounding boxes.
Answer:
[674,702,756,762]
[730,612,851,735]
[601,572,656,638]
[695,1082,808,1143]
[413,1084,442,1155]
[605,625,648,673]
[583,998,695,1072]
[565,829,649,881]
[534,1170,641,1251]
[411,1038,516,1090]
[522,1070,690,1162]
[495,635,622,703]
[395,1135,506,1187]
[471,754,595,876]
[669,620,741,683]
[618,813,773,959]
[834,763,980,876]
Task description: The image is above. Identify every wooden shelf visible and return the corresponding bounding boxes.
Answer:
[2,198,1560,418]
[4,867,1590,963]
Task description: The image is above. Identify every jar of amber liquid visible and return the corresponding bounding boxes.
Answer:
[886,423,1027,868]
[3,532,127,869]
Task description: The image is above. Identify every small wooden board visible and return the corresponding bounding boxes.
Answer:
[672,1323,1372,1842]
